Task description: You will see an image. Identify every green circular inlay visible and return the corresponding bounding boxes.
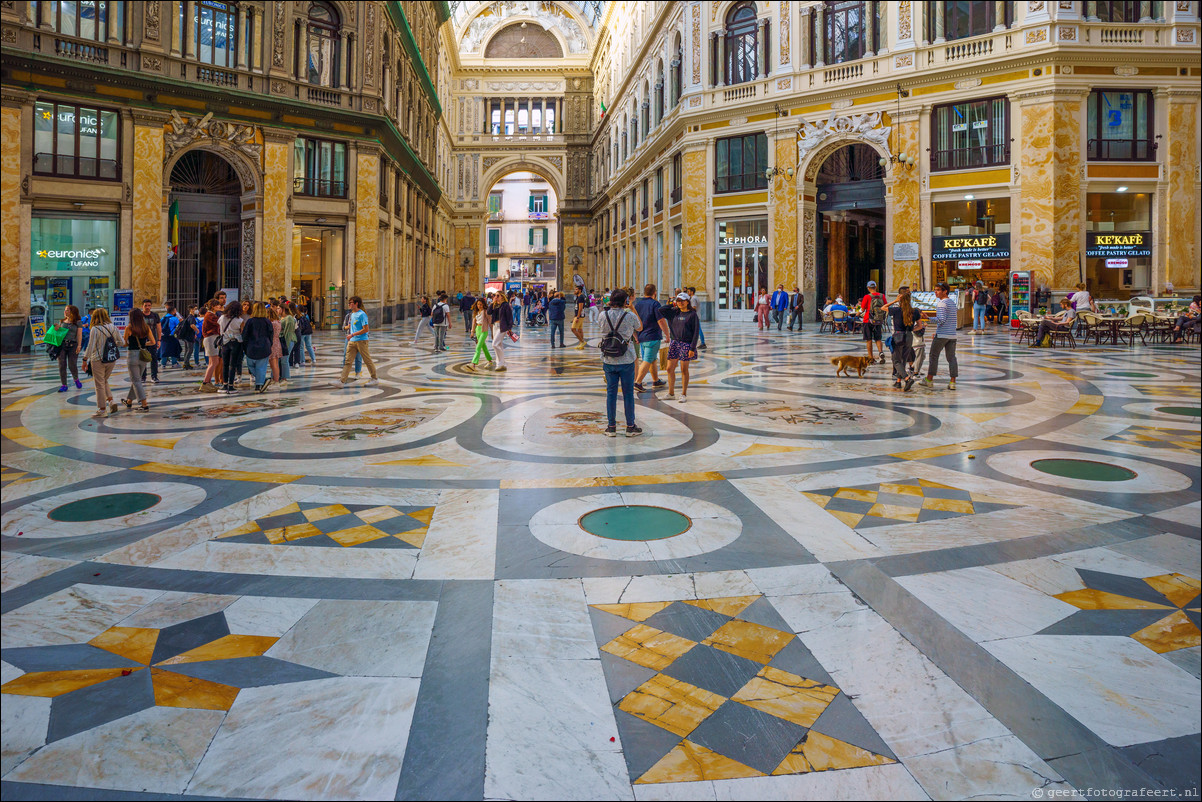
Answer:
[1031,459,1136,482]
[1106,371,1157,378]
[48,492,162,522]
[579,506,692,541]
[1156,406,1202,418]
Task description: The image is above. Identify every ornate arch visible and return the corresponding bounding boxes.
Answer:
[478,157,566,210]
[797,112,893,184]
[163,142,262,197]
[459,2,594,56]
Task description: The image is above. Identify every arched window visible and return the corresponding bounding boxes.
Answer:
[654,62,665,123]
[641,81,651,134]
[725,2,758,86]
[305,1,341,87]
[672,34,683,107]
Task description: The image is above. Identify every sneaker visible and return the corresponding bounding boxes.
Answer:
[679,395,687,403]
[625,425,643,437]
[262,378,273,392]
[893,380,902,389]
[904,377,916,392]
[365,378,379,386]
[149,377,160,384]
[109,403,119,414]
[634,382,646,393]
[464,364,476,372]
[200,383,217,393]
[91,409,106,418]
[494,366,507,373]
[254,384,264,394]
[652,380,666,387]
[604,425,617,437]
[74,379,82,389]
[918,377,933,388]
[58,385,67,393]
[698,344,708,350]
[666,392,676,400]
[948,380,957,391]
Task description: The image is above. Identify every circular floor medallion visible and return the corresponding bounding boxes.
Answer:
[1155,406,1202,418]
[1106,372,1158,378]
[1031,459,1136,482]
[49,492,162,522]
[579,506,691,541]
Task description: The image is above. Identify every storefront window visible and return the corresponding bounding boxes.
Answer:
[1085,191,1152,297]
[34,101,120,180]
[931,197,1011,289]
[31,215,118,324]
[931,97,1009,171]
[1087,90,1154,161]
[716,218,768,318]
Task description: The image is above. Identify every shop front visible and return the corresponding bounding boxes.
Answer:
[931,197,1011,292]
[1084,191,1151,297]
[715,218,768,322]
[294,225,345,329]
[30,214,119,326]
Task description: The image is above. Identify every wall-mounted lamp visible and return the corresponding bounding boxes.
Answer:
[765,166,795,180]
[879,84,915,170]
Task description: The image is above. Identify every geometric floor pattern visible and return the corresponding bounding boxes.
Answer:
[216,502,434,548]
[1104,424,1202,453]
[0,466,43,489]
[800,478,1019,528]
[593,595,896,783]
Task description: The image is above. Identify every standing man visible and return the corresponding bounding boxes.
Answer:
[859,281,887,363]
[141,299,163,382]
[598,289,642,437]
[547,291,567,347]
[770,284,789,331]
[431,293,452,352]
[490,291,513,372]
[338,296,379,386]
[686,287,707,350]
[633,284,669,393]
[788,286,805,331]
[460,290,476,337]
[919,282,958,391]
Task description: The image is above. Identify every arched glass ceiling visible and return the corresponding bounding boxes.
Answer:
[451,1,605,56]
[449,1,606,30]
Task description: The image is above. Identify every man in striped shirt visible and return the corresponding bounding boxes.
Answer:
[919,282,958,391]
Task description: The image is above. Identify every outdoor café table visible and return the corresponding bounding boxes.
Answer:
[1095,316,1127,346]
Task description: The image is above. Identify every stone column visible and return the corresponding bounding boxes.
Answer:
[339,32,349,89]
[294,19,305,81]
[800,7,812,69]
[1,92,28,341]
[1162,91,1200,292]
[235,4,247,68]
[757,18,767,77]
[1016,90,1086,291]
[994,0,1007,30]
[887,109,923,292]
[354,146,382,317]
[681,144,709,305]
[185,4,196,58]
[933,1,946,43]
[345,34,355,90]
[813,5,826,68]
[1085,1,1098,21]
[130,110,168,304]
[261,131,294,297]
[769,133,798,290]
[866,2,877,56]
[715,32,725,87]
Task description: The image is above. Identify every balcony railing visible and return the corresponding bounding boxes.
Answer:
[929,144,1010,172]
[293,177,347,198]
[488,245,503,255]
[54,37,107,63]
[1087,138,1156,161]
[488,210,504,221]
[722,83,758,102]
[306,87,342,106]
[198,66,238,87]
[531,244,547,254]
[654,198,663,213]
[671,187,682,205]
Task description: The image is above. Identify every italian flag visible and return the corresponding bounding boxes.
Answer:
[168,200,179,257]
[600,101,606,118]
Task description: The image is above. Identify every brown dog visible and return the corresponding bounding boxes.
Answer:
[831,355,874,378]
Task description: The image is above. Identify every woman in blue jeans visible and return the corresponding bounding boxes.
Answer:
[971,282,990,334]
[241,303,276,393]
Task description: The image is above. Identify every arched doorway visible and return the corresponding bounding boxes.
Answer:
[479,169,560,297]
[815,144,885,306]
[168,150,242,307]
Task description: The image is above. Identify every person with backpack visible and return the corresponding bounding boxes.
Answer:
[547,292,567,347]
[860,281,888,363]
[216,300,244,395]
[82,307,121,416]
[178,304,199,369]
[888,286,918,392]
[122,308,155,411]
[598,288,642,437]
[971,281,991,334]
[296,306,316,365]
[431,294,452,352]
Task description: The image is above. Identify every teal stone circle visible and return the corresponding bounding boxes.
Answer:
[48,492,163,522]
[579,505,693,541]
[1105,371,1158,378]
[1156,406,1202,418]
[1030,459,1137,482]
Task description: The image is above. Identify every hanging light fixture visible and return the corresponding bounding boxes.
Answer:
[880,84,914,170]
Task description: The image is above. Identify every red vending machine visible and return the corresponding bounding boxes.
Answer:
[1010,271,1031,327]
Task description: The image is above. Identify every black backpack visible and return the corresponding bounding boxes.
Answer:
[598,310,629,358]
[101,330,120,363]
[430,304,446,325]
[297,314,313,336]
[177,315,196,341]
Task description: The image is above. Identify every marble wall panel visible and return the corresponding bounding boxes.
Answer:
[1,105,22,318]
[890,119,922,293]
[1018,97,1082,290]
[771,136,798,289]
[682,148,707,291]
[260,140,290,297]
[355,152,379,297]
[131,124,165,302]
[1164,97,1199,290]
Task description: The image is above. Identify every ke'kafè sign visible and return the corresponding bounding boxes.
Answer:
[1086,231,1151,258]
[931,233,1010,261]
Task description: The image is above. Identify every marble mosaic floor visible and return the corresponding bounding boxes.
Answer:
[2,319,1199,800]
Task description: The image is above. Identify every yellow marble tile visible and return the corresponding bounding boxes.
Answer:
[90,626,159,665]
[731,666,839,727]
[266,502,302,517]
[157,634,278,665]
[890,435,1025,461]
[702,620,792,664]
[2,427,59,449]
[150,667,239,710]
[961,412,1005,423]
[801,492,831,508]
[878,483,924,497]
[834,488,877,503]
[684,596,760,617]
[326,523,389,547]
[865,504,921,523]
[774,732,895,775]
[1,667,137,697]
[133,462,302,483]
[601,624,696,670]
[408,507,436,525]
[124,437,182,450]
[918,479,957,490]
[1065,395,1103,416]
[1131,611,1201,654]
[1055,589,1172,611]
[637,739,764,784]
[500,477,611,489]
[826,510,863,529]
[592,602,673,622]
[731,444,811,458]
[1144,574,1201,608]
[618,674,726,737]
[396,527,428,548]
[373,455,466,466]
[920,497,975,515]
[357,506,403,524]
[216,521,263,539]
[611,471,725,486]
[3,395,42,413]
[261,522,323,544]
[302,504,353,522]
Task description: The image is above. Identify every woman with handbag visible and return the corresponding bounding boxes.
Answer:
[122,308,155,412]
[53,305,83,392]
[81,308,121,417]
[465,298,494,371]
[217,300,244,395]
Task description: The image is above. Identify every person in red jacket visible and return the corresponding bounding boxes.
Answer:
[860,281,888,363]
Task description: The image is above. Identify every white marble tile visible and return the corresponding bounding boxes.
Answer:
[267,600,437,677]
[634,780,717,801]
[692,570,759,599]
[1104,533,1202,579]
[746,564,846,598]
[117,591,238,629]
[731,476,884,562]
[1,694,50,776]
[6,707,223,794]
[987,557,1088,597]
[902,735,1075,801]
[222,595,321,637]
[582,573,698,605]
[1,584,163,648]
[985,635,1201,747]
[1148,501,1201,527]
[0,552,76,592]
[413,488,497,580]
[897,567,1077,642]
[1053,546,1183,580]
[150,541,418,580]
[709,763,929,801]
[493,579,597,660]
[485,656,632,801]
[0,659,21,685]
[187,677,418,800]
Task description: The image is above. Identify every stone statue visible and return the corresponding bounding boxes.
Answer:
[797,111,892,164]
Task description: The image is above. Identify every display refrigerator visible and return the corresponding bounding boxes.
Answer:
[1009,270,1032,327]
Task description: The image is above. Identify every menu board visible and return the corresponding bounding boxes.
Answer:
[1009,271,1031,327]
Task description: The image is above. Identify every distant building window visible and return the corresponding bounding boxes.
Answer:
[928,1,1011,41]
[292,137,347,197]
[305,1,341,87]
[824,1,875,64]
[38,0,115,41]
[930,97,1009,171]
[488,193,502,215]
[1091,1,1141,22]
[724,2,759,85]
[716,133,768,193]
[1087,90,1154,161]
[194,0,238,68]
[34,100,120,180]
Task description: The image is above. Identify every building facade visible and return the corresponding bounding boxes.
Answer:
[485,171,560,289]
